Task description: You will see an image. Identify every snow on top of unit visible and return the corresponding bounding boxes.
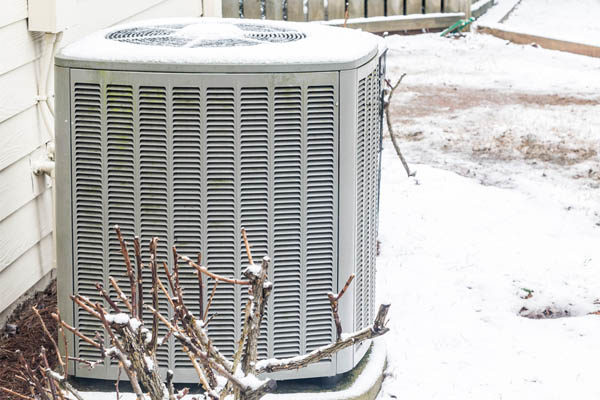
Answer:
[58,18,382,67]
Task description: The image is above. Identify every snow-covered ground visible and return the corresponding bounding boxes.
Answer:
[503,0,600,46]
[377,17,600,400]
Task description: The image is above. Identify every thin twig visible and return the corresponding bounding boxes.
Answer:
[108,277,133,314]
[384,73,415,177]
[115,225,137,318]
[328,274,356,340]
[150,237,159,352]
[181,257,250,285]
[241,227,253,265]
[33,306,65,375]
[197,253,204,321]
[95,283,122,314]
[204,281,219,321]
[257,304,391,374]
[0,387,34,400]
[55,310,69,378]
[71,295,101,319]
[133,236,144,319]
[52,314,101,349]
[115,365,121,400]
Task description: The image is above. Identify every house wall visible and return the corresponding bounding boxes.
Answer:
[0,0,204,325]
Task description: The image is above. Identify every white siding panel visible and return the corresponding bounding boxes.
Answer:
[60,0,200,45]
[0,0,27,29]
[0,233,53,313]
[0,106,50,171]
[0,20,45,75]
[0,147,52,221]
[0,189,53,273]
[0,62,38,124]
[117,0,203,24]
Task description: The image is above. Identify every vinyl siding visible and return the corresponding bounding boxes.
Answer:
[0,0,204,318]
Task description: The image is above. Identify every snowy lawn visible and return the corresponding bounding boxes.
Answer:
[378,24,600,400]
[503,0,600,46]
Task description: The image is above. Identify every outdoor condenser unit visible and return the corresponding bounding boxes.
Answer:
[55,18,385,382]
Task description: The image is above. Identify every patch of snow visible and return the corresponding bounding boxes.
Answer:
[128,318,142,332]
[144,355,154,371]
[384,32,600,95]
[238,373,267,391]
[104,313,130,325]
[245,263,262,276]
[503,0,600,46]
[377,156,600,399]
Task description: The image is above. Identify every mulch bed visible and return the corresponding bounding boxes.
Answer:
[0,280,58,399]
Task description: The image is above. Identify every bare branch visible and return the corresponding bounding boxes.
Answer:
[204,280,219,321]
[149,237,159,353]
[328,274,355,341]
[133,236,144,319]
[95,303,145,400]
[197,253,205,320]
[108,277,133,314]
[167,370,176,400]
[257,303,391,374]
[33,306,65,376]
[0,387,35,400]
[242,256,272,374]
[181,256,250,285]
[55,310,69,377]
[241,227,253,265]
[52,313,101,350]
[115,225,137,318]
[71,295,101,319]
[95,282,123,314]
[384,73,415,177]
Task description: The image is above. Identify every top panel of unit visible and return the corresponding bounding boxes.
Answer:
[56,18,384,73]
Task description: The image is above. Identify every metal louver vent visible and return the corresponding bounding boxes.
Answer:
[355,65,381,342]
[106,21,307,48]
[72,82,103,361]
[69,71,340,377]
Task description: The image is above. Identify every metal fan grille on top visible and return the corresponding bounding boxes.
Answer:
[106,21,307,47]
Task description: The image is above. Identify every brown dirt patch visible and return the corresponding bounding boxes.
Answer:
[517,136,597,166]
[0,280,58,399]
[392,85,600,120]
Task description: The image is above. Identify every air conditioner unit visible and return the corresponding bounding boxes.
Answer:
[55,18,385,382]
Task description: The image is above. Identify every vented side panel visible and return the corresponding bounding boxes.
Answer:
[69,71,339,378]
[105,84,137,366]
[305,86,336,353]
[72,82,104,361]
[205,87,237,359]
[272,86,303,358]
[354,65,381,339]
[239,87,270,359]
[138,86,171,366]
[171,86,204,367]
